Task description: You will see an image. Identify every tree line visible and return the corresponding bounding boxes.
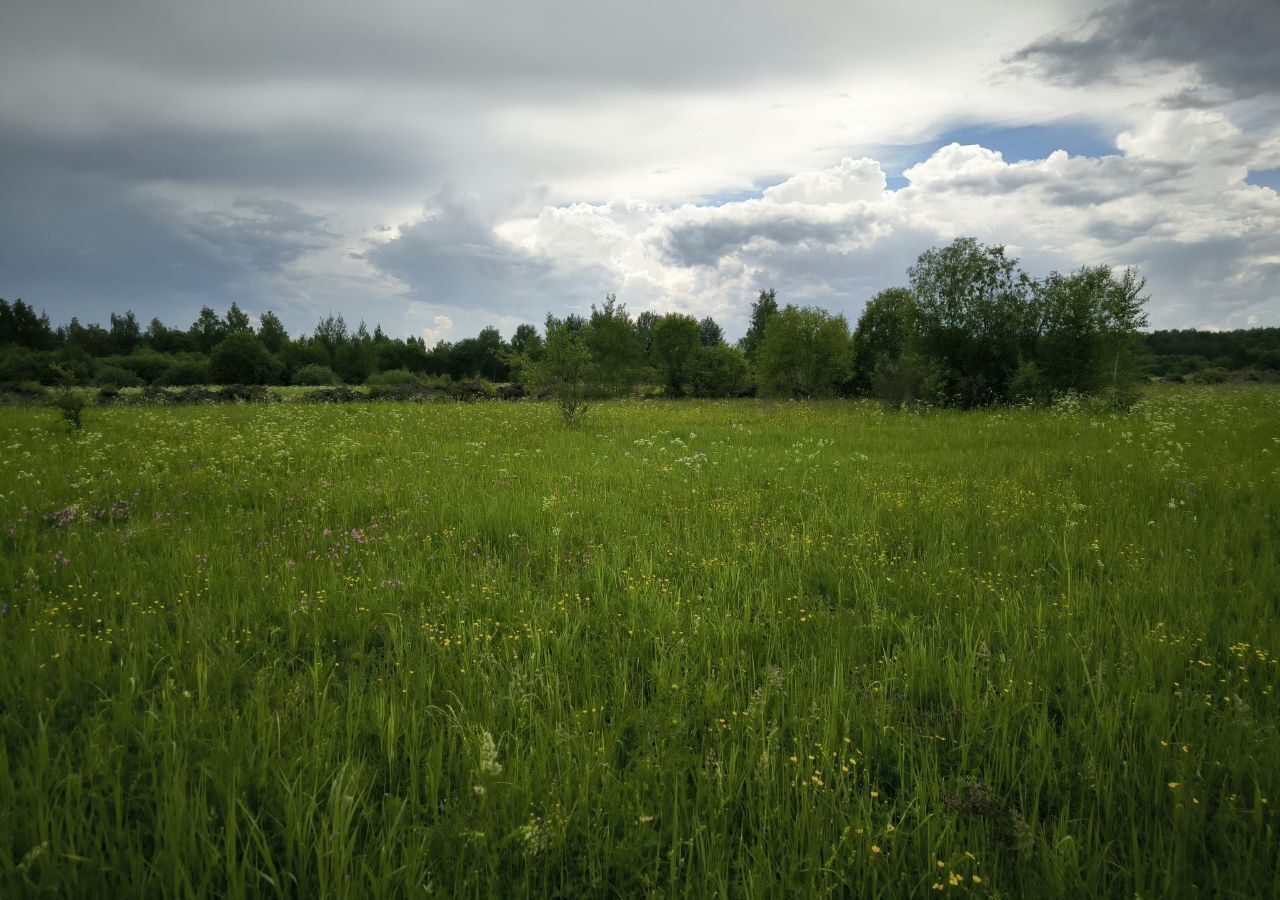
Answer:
[2,236,1273,407]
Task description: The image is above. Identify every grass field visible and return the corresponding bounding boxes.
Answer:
[2,387,1279,898]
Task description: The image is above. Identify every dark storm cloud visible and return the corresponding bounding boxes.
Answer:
[0,152,340,323]
[652,203,884,269]
[0,126,433,194]
[1010,0,1280,101]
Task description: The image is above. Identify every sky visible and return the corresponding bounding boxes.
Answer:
[2,0,1279,343]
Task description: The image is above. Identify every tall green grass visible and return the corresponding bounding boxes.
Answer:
[1,386,1278,898]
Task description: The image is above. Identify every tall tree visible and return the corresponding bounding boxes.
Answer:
[256,311,289,353]
[109,311,142,355]
[698,316,725,347]
[224,303,253,335]
[909,237,1034,407]
[1034,265,1148,399]
[756,305,852,398]
[529,314,595,425]
[190,306,227,354]
[588,294,645,395]
[741,289,778,362]
[851,287,917,394]
[650,313,702,397]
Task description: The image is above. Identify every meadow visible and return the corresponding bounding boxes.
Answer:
[1,386,1278,898]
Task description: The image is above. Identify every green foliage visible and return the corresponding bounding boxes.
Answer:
[224,302,253,335]
[852,287,917,394]
[740,288,778,362]
[1034,265,1149,398]
[209,333,282,385]
[155,357,211,386]
[1189,367,1230,385]
[909,237,1035,407]
[587,295,646,396]
[528,316,595,425]
[51,387,87,429]
[0,346,63,385]
[364,368,420,386]
[93,363,143,389]
[0,298,57,350]
[698,316,725,347]
[257,310,289,353]
[756,305,852,398]
[188,306,227,353]
[687,344,749,397]
[108,311,141,354]
[292,364,342,386]
[871,351,947,409]
[650,313,702,397]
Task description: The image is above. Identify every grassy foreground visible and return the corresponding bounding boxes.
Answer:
[1,388,1278,898]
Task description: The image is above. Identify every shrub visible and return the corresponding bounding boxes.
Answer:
[209,333,281,385]
[292,364,341,386]
[871,353,946,409]
[94,364,143,389]
[1189,367,1228,385]
[365,369,420,386]
[688,344,749,397]
[155,358,211,386]
[53,388,88,430]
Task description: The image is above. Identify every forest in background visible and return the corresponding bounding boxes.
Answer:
[2,238,1277,407]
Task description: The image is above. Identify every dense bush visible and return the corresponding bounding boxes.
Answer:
[155,358,211,386]
[292,364,341,386]
[365,368,420,386]
[93,364,143,388]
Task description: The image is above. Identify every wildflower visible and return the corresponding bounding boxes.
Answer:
[479,730,503,775]
[871,845,881,855]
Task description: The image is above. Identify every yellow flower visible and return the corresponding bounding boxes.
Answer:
[871,845,882,855]
[1167,782,1180,789]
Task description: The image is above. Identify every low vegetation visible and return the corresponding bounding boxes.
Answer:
[2,386,1278,897]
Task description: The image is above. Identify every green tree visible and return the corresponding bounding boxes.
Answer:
[529,315,595,425]
[108,311,141,355]
[189,307,227,354]
[224,303,253,335]
[688,344,749,397]
[210,333,281,385]
[756,305,852,398]
[1034,265,1149,404]
[851,287,917,395]
[257,311,289,353]
[698,316,725,347]
[313,314,348,363]
[908,237,1034,407]
[588,295,646,395]
[0,299,56,350]
[740,289,778,362]
[633,311,658,357]
[650,313,702,397]
[505,323,545,383]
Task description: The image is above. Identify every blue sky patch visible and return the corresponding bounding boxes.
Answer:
[1246,168,1280,191]
[878,120,1116,189]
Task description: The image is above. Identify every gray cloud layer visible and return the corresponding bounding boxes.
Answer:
[1,0,1278,338]
[1010,0,1280,103]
